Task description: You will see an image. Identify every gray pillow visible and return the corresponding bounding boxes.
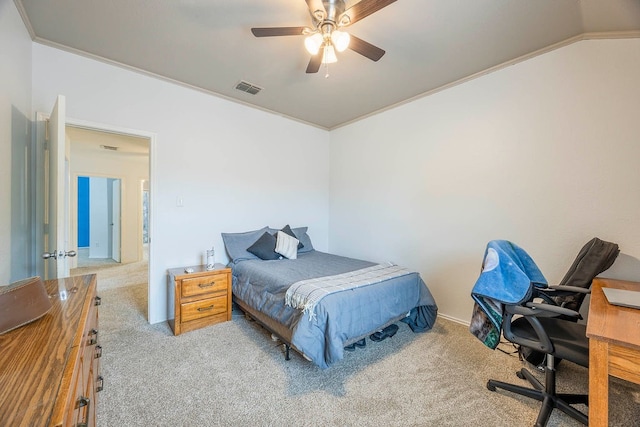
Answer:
[246,231,280,260]
[221,226,269,262]
[292,227,314,253]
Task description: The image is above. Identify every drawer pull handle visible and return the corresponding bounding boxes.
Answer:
[95,345,103,359]
[76,395,90,427]
[97,375,104,392]
[198,282,216,288]
[77,396,89,408]
[88,328,99,345]
[95,296,102,306]
[197,305,215,312]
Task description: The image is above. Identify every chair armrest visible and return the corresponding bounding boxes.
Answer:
[533,285,591,306]
[503,305,554,353]
[505,302,580,319]
[546,285,591,294]
[503,302,581,353]
[524,302,582,319]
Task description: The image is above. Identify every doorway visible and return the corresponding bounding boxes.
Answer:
[76,175,122,268]
[65,124,151,313]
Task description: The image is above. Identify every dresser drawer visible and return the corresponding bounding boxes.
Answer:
[181,295,228,322]
[181,274,228,298]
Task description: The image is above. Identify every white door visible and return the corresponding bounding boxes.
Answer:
[43,95,75,279]
[111,179,121,262]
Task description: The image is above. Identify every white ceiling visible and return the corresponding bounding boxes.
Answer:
[15,0,640,129]
[67,126,150,155]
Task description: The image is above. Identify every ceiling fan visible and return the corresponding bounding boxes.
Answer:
[251,0,397,74]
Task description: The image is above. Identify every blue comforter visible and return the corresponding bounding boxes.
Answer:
[231,250,437,369]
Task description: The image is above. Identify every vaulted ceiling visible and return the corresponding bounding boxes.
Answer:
[15,0,640,129]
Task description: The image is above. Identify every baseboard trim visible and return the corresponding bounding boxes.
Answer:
[437,313,469,327]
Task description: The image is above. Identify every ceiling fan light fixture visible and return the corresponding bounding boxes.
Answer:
[322,44,338,64]
[304,33,323,55]
[331,30,350,52]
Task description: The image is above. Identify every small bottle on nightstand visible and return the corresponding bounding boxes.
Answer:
[206,247,215,270]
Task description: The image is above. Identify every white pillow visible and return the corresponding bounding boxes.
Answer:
[275,231,299,259]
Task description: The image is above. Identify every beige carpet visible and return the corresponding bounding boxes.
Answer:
[71,259,148,291]
[95,283,640,427]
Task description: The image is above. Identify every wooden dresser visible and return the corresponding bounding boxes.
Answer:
[168,264,232,335]
[0,274,102,427]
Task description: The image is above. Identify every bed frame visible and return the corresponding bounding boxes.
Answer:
[234,295,407,362]
[234,296,297,360]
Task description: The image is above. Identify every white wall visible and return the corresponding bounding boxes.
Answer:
[32,44,330,323]
[0,1,33,283]
[329,38,640,324]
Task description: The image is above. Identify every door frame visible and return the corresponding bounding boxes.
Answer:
[37,113,156,322]
[111,178,121,263]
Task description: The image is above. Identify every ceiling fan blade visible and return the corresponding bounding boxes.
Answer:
[251,27,307,37]
[306,49,322,73]
[349,35,385,61]
[340,0,397,26]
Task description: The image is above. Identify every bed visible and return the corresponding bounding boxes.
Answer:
[222,226,438,369]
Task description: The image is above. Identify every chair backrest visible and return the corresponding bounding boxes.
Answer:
[552,237,619,311]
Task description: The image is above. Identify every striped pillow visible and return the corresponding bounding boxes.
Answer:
[275,231,299,259]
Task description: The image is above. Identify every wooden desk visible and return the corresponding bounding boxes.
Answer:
[586,278,640,426]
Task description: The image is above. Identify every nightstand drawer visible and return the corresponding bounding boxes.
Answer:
[181,295,228,322]
[181,275,228,298]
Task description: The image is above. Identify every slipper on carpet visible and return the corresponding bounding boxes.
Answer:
[369,324,399,342]
[344,338,366,351]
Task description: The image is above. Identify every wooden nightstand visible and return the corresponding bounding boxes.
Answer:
[167,264,232,335]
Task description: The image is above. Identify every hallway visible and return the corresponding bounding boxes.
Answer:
[70,246,148,292]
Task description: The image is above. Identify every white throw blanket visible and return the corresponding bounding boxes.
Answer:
[285,263,412,320]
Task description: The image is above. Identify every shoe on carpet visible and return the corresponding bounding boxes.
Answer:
[344,338,366,351]
[369,324,399,342]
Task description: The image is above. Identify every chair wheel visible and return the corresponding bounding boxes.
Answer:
[516,370,525,380]
[486,381,496,391]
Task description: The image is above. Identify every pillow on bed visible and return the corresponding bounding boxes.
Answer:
[246,231,280,260]
[221,226,269,262]
[268,226,314,253]
[275,231,299,259]
[279,224,303,249]
[292,227,314,253]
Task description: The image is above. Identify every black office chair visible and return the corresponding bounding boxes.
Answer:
[487,289,590,426]
[520,237,619,367]
[471,239,621,426]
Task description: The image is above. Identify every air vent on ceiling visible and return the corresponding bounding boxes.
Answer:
[235,80,262,95]
[100,145,119,151]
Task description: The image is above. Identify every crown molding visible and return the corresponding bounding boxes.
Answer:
[331,32,639,130]
[582,30,640,40]
[12,0,36,40]
[31,37,330,131]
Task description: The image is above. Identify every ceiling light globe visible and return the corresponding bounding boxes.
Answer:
[304,33,323,55]
[322,45,338,64]
[331,31,350,52]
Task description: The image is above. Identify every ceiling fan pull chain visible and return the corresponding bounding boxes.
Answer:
[324,62,330,79]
